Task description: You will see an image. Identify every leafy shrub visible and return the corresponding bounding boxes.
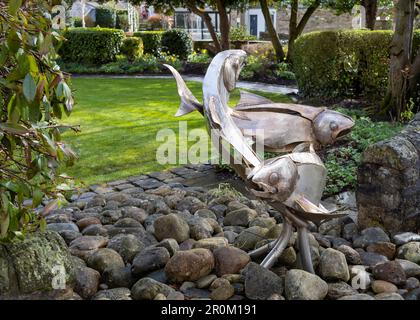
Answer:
[120,37,143,61]
[323,108,402,196]
[230,26,257,41]
[116,11,129,31]
[59,28,125,64]
[95,7,117,28]
[274,62,296,80]
[188,49,211,63]
[161,29,193,60]
[60,53,182,75]
[73,17,82,28]
[1,1,77,241]
[133,31,163,55]
[293,29,420,100]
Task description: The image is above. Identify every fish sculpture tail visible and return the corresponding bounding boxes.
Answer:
[163,64,204,117]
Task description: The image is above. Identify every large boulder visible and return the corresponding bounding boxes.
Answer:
[356,115,420,234]
[0,231,74,296]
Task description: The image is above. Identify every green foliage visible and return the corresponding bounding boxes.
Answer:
[323,108,403,196]
[133,31,163,55]
[73,17,83,28]
[188,49,211,63]
[60,53,182,75]
[161,29,193,60]
[293,29,420,100]
[0,1,77,242]
[59,27,125,65]
[274,62,296,80]
[116,11,129,31]
[95,6,117,28]
[209,183,244,200]
[229,25,257,41]
[120,37,144,61]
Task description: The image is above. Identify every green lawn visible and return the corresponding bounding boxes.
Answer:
[62,77,292,185]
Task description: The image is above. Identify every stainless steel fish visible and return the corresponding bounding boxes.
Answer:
[164,65,355,153]
[166,50,348,273]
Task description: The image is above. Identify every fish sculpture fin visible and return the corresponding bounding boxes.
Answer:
[163,64,204,117]
[234,102,326,121]
[293,195,348,224]
[236,91,274,108]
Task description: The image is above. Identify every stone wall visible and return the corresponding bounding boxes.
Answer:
[356,114,420,235]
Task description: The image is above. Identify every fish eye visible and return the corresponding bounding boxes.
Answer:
[268,172,280,186]
[330,122,338,131]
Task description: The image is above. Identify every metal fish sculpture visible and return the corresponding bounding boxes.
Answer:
[164,65,355,152]
[167,50,348,274]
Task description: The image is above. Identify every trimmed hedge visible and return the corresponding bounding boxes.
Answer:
[133,31,163,55]
[293,29,420,100]
[59,28,125,64]
[120,37,143,61]
[161,29,193,60]
[95,7,117,28]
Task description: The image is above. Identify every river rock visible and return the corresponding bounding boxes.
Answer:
[210,281,234,300]
[353,227,390,248]
[195,209,217,220]
[102,266,136,289]
[81,224,108,237]
[76,217,102,230]
[73,267,100,299]
[107,234,144,263]
[99,210,122,225]
[69,235,109,260]
[284,269,328,300]
[196,274,217,289]
[131,278,175,300]
[327,282,358,300]
[132,246,170,275]
[393,232,420,245]
[176,196,206,214]
[249,217,276,229]
[165,248,214,282]
[193,237,228,251]
[359,251,389,267]
[224,208,258,227]
[336,245,362,265]
[188,216,214,240]
[375,292,404,300]
[93,288,131,300]
[395,259,420,277]
[372,280,398,294]
[397,241,420,264]
[154,238,179,256]
[213,246,250,276]
[319,248,350,282]
[47,222,79,233]
[366,242,396,259]
[372,261,406,285]
[86,248,124,274]
[234,226,268,251]
[121,206,148,224]
[153,213,190,243]
[243,262,283,300]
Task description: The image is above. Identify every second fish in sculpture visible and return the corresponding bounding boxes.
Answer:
[164,64,355,153]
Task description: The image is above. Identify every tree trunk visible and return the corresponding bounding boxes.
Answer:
[215,0,230,50]
[81,0,86,28]
[384,0,416,120]
[186,2,222,53]
[361,0,378,30]
[260,0,285,61]
[286,0,320,62]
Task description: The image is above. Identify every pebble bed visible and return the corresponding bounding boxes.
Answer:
[44,164,420,300]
